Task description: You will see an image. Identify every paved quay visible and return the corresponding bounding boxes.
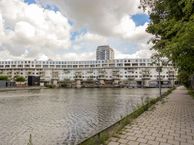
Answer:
[107,86,194,145]
[0,86,43,92]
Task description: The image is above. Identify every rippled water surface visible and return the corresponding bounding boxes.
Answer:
[0,88,168,145]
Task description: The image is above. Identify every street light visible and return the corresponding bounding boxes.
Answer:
[151,53,164,98]
[156,66,162,97]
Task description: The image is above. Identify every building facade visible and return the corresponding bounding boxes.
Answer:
[0,59,177,87]
[96,45,114,60]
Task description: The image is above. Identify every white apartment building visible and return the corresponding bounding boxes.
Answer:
[0,59,177,87]
[96,45,114,60]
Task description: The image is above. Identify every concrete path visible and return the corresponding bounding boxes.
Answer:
[107,86,194,145]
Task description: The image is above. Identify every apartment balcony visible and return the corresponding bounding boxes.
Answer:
[87,70,93,74]
[112,76,120,80]
[98,75,106,80]
[102,64,108,67]
[87,76,95,79]
[40,76,46,81]
[128,76,136,80]
[112,72,119,76]
[28,72,32,75]
[112,69,120,78]
[156,77,164,81]
[56,65,61,69]
[52,71,59,79]
[124,63,131,67]
[84,79,96,83]
[128,70,135,73]
[75,76,82,80]
[141,69,150,74]
[52,76,59,80]
[98,69,106,73]
[132,63,138,67]
[109,64,115,67]
[17,65,23,68]
[142,72,150,75]
[168,71,175,74]
[142,75,151,80]
[98,72,106,76]
[75,72,82,80]
[168,76,175,80]
[64,70,70,74]
[112,69,119,72]
[43,65,49,68]
[35,65,42,68]
[75,71,82,75]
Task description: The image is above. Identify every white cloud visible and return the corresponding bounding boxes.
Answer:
[0,0,154,60]
[38,0,153,59]
[0,0,71,58]
[39,0,143,36]
[0,13,4,34]
[63,52,96,61]
[115,48,154,59]
[74,32,107,44]
[113,15,152,42]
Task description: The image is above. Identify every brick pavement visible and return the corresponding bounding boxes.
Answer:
[107,86,194,145]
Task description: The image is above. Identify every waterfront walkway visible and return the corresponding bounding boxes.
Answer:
[107,86,194,145]
[0,86,42,92]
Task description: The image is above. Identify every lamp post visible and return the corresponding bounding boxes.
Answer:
[156,66,162,97]
[151,52,165,98]
[173,69,175,87]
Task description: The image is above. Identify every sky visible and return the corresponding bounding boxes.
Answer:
[0,0,153,61]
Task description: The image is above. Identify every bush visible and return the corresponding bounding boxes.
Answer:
[0,75,8,80]
[15,76,25,82]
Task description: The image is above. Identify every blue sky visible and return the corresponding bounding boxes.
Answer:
[132,14,150,26]
[24,0,59,11]
[24,0,36,4]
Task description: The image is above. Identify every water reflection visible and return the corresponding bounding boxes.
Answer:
[0,88,168,145]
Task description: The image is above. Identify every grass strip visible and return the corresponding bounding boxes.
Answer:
[188,88,194,99]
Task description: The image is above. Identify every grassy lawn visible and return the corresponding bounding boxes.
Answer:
[188,89,194,99]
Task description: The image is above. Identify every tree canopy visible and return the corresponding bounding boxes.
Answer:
[140,0,194,86]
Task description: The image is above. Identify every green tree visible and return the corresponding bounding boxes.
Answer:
[15,76,26,82]
[140,0,194,86]
[0,75,8,81]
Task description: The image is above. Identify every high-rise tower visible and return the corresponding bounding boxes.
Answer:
[96,45,114,60]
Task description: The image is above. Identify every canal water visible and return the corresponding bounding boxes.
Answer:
[0,88,168,145]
